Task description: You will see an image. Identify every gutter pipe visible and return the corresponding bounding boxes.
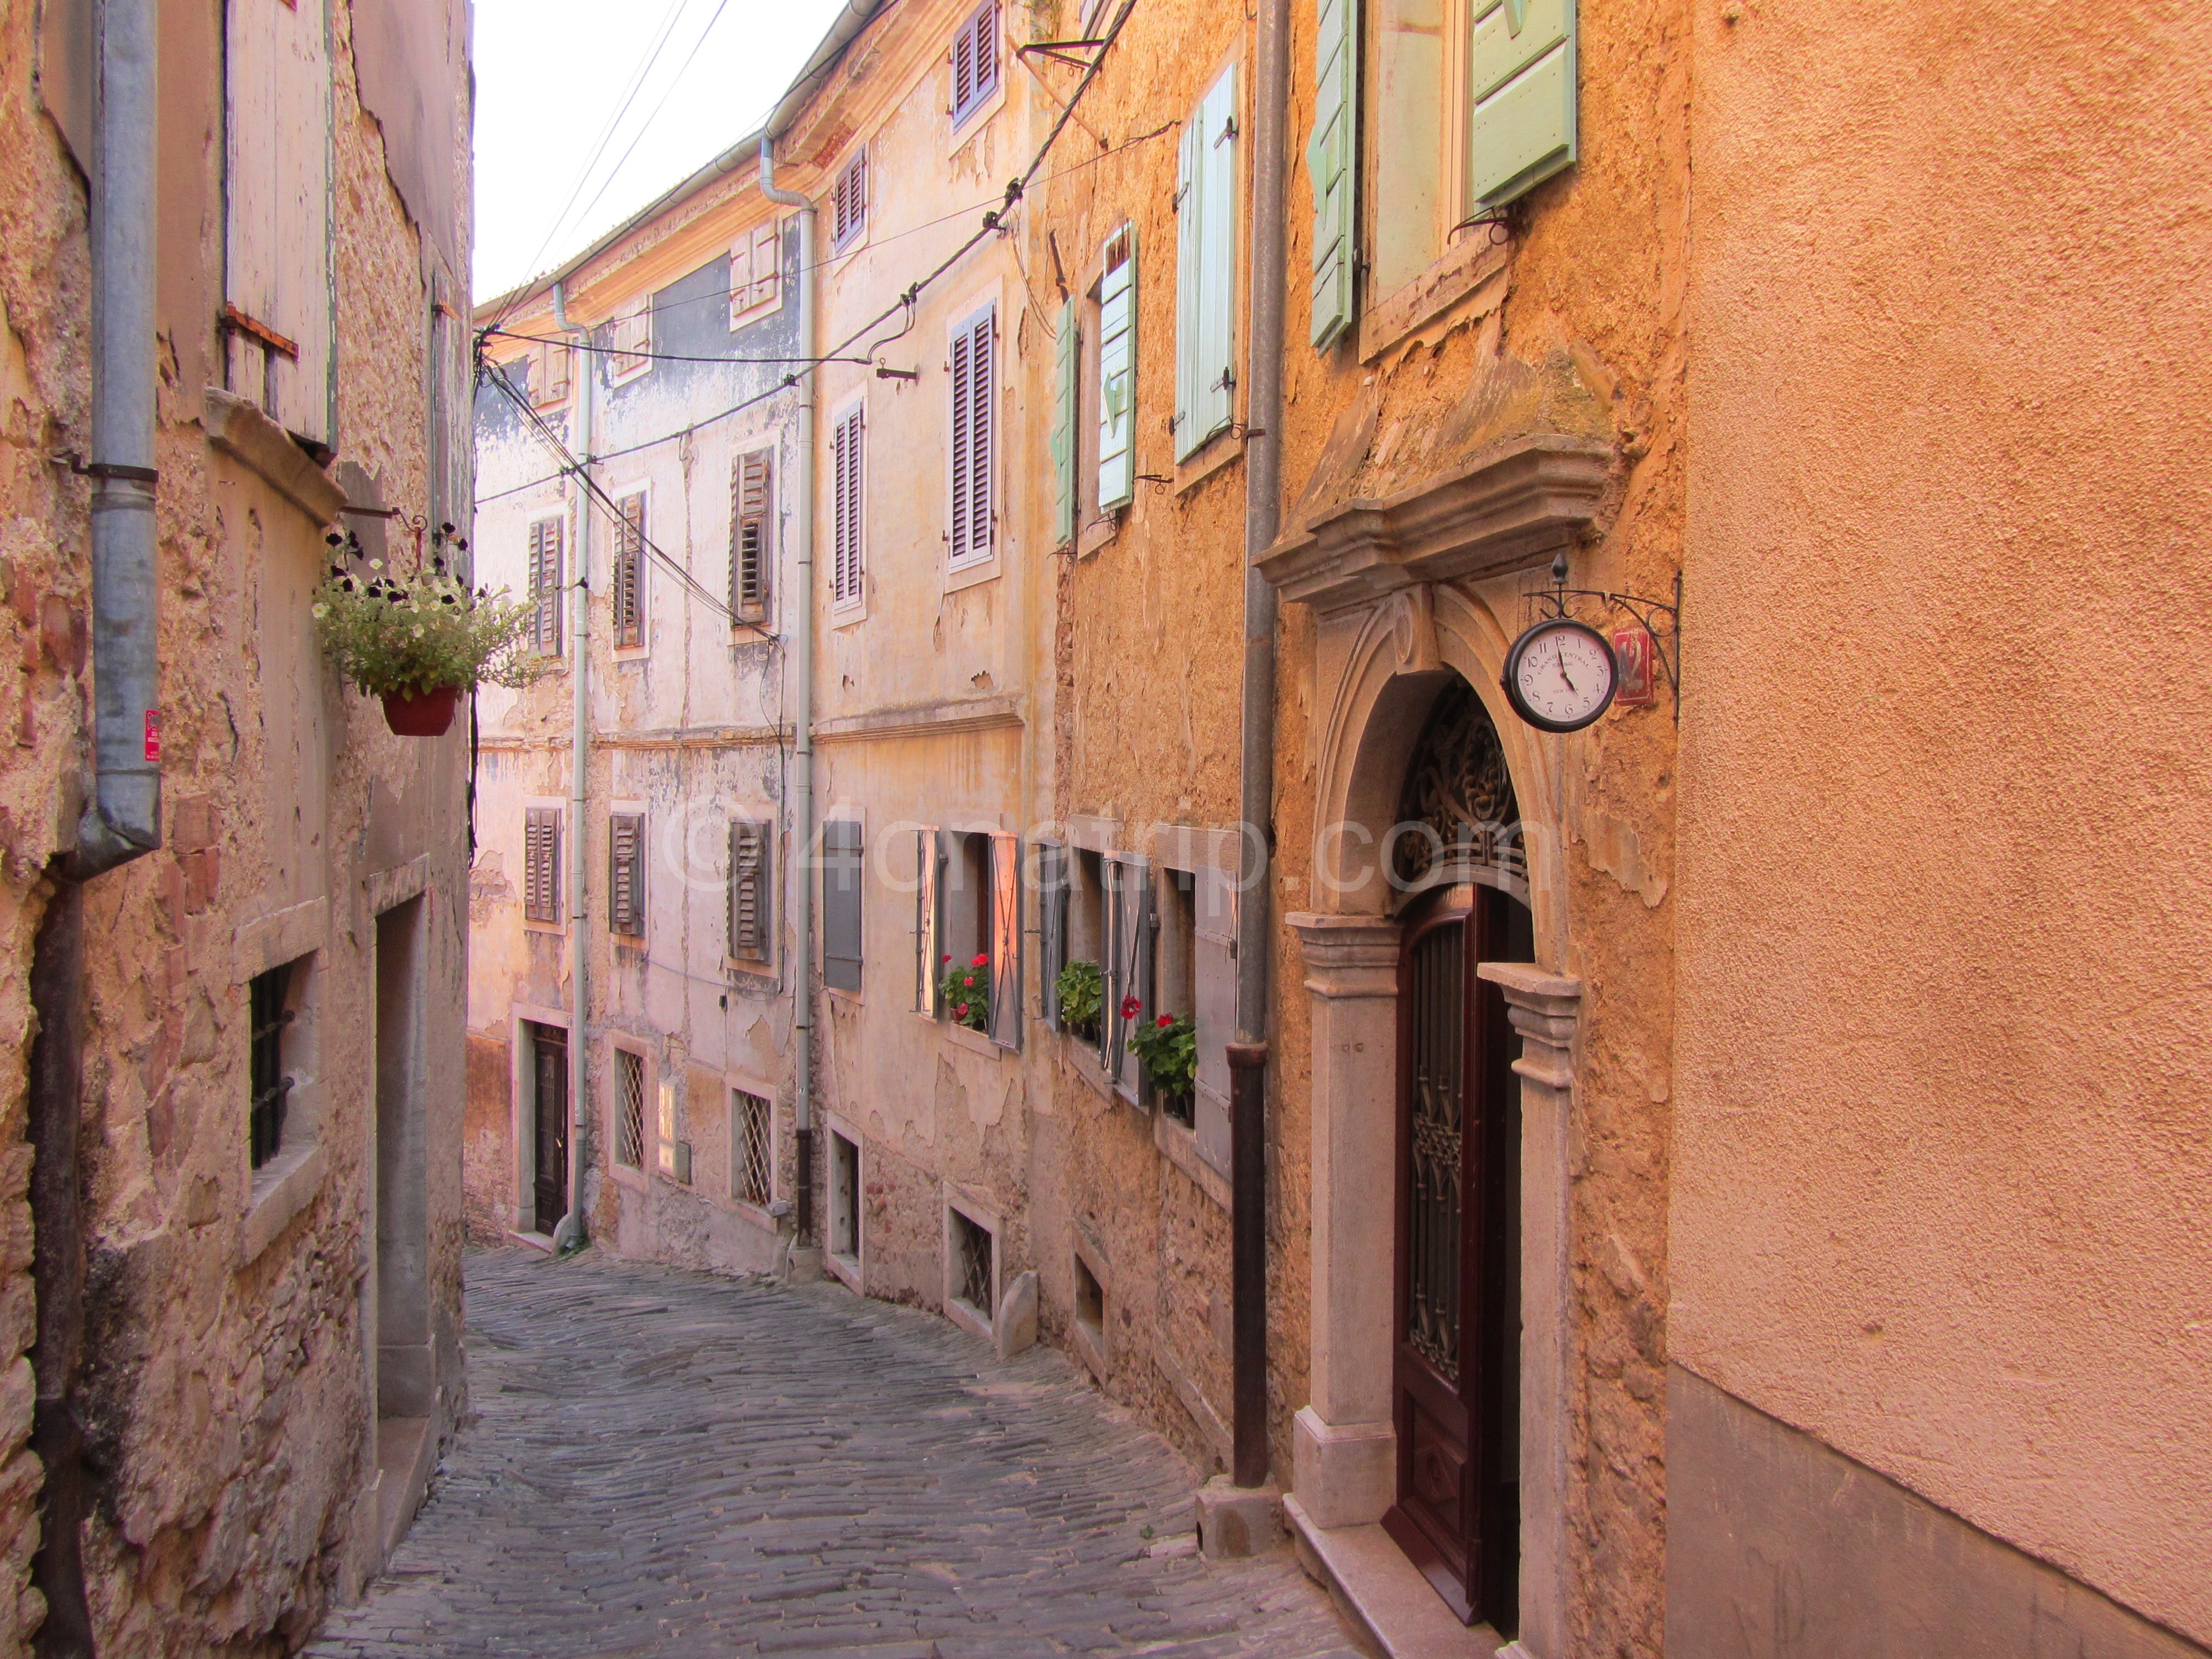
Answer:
[757,135,818,1247]
[1229,0,1289,1491]
[34,0,163,1650]
[551,278,592,1253]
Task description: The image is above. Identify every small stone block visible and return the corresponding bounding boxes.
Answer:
[995,1270,1038,1359]
[1195,1474,1285,1559]
[783,1243,824,1285]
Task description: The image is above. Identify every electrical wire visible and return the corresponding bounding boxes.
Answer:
[482,325,874,369]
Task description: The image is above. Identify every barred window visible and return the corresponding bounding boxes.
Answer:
[952,1208,994,1320]
[614,1048,646,1169]
[733,1089,772,1208]
[248,964,294,1170]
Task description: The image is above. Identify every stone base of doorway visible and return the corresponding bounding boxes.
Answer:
[508,1229,555,1254]
[1285,1493,1505,1659]
[373,1399,441,1561]
[1195,1475,1286,1559]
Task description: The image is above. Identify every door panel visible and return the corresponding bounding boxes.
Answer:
[531,1024,568,1235]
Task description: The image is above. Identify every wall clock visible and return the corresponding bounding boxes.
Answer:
[1502,617,1618,732]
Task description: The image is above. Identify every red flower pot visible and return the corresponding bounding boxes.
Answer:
[381,685,459,737]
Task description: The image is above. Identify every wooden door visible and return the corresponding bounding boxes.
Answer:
[1384,883,1530,1632]
[531,1024,568,1235]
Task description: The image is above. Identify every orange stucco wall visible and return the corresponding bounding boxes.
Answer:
[1676,0,2212,1642]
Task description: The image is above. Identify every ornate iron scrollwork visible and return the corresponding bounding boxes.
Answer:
[1392,677,1522,890]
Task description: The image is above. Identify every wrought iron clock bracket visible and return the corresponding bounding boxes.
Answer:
[1534,550,1683,723]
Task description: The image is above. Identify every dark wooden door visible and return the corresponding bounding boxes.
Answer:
[531,1024,568,1235]
[1384,884,1530,1632]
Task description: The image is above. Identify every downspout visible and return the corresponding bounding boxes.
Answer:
[758,135,817,1249]
[550,279,592,1253]
[33,0,163,1650]
[1229,0,1288,1491]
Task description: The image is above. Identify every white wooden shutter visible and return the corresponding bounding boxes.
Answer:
[609,813,645,937]
[823,820,865,993]
[1096,230,1136,510]
[1467,0,1578,210]
[1051,301,1078,547]
[914,828,944,1015]
[613,494,645,648]
[1307,0,1358,348]
[731,451,772,622]
[1192,865,1236,1172]
[833,405,865,604]
[948,307,995,564]
[988,833,1021,1050]
[1175,65,1238,462]
[224,0,334,445]
[729,819,772,963]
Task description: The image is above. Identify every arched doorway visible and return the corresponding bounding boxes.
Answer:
[1383,677,1531,1632]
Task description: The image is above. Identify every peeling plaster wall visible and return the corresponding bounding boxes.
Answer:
[1675,0,2212,1646]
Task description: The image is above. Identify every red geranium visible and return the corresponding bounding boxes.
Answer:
[971,952,989,968]
[1120,995,1141,1020]
[1156,1014,1174,1028]
[953,1004,969,1020]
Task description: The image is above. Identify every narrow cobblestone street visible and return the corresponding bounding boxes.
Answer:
[306,1250,1364,1658]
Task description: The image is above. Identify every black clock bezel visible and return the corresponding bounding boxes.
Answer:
[1501,617,1620,733]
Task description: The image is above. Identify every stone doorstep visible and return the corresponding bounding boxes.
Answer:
[374,1408,440,1562]
[507,1230,555,1254]
[1284,1493,1506,1659]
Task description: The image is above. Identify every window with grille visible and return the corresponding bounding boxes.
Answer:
[614,1047,646,1168]
[612,492,646,649]
[524,807,563,923]
[733,1089,772,1207]
[729,220,782,324]
[609,302,652,379]
[950,0,1000,131]
[832,150,867,252]
[948,305,995,566]
[609,812,645,937]
[731,450,772,624]
[528,516,564,655]
[951,1208,994,1320]
[729,818,773,965]
[832,403,865,606]
[248,964,294,1170]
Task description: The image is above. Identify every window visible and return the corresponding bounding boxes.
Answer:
[1104,854,1154,1101]
[1154,869,1197,1125]
[915,829,1020,1049]
[731,450,773,624]
[732,1089,772,1207]
[832,150,867,252]
[951,1208,995,1322]
[531,341,572,407]
[608,302,652,380]
[612,492,646,649]
[1173,65,1239,461]
[248,963,295,1170]
[614,1048,646,1168]
[1037,841,1067,1028]
[822,820,864,993]
[828,1131,860,1261]
[832,403,865,607]
[948,304,995,566]
[528,516,564,655]
[1074,1253,1105,1345]
[524,807,563,924]
[729,817,773,966]
[729,220,782,325]
[1096,227,1136,511]
[950,0,1000,132]
[1059,847,1107,1045]
[608,812,645,937]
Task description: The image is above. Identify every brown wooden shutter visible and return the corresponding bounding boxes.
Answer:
[609,813,645,936]
[525,807,562,923]
[729,818,771,963]
[948,310,994,564]
[731,451,772,622]
[952,1,998,127]
[834,153,866,249]
[987,833,1021,1050]
[531,518,564,655]
[614,494,645,648]
[833,406,864,604]
[823,820,865,993]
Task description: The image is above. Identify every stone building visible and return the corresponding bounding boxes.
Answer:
[0,0,472,1653]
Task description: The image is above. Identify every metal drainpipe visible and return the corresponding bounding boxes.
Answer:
[550,279,592,1253]
[32,0,163,1648]
[1230,0,1289,1491]
[758,135,818,1248]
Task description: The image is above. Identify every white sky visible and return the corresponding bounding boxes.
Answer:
[471,0,850,303]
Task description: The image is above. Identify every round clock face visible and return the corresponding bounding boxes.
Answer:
[1503,619,1619,733]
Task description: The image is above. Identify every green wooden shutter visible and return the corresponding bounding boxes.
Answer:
[1307,0,1358,348]
[1174,114,1204,460]
[1051,300,1078,546]
[1175,67,1239,462]
[1467,0,1577,211]
[1097,229,1136,510]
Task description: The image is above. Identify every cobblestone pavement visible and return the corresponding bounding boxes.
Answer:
[307,1249,1364,1658]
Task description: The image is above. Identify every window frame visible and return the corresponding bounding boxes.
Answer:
[730,1086,776,1211]
[527,513,566,658]
[608,809,646,939]
[608,1037,653,1182]
[831,149,868,253]
[523,803,565,928]
[609,487,648,654]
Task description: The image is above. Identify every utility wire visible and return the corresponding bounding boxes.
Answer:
[482,325,875,369]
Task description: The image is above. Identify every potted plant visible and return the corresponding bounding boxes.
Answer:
[1056,958,1103,1043]
[939,952,992,1032]
[313,524,547,736]
[1130,1009,1197,1117]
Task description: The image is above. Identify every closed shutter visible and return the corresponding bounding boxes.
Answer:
[1050,301,1078,547]
[1192,865,1237,1172]
[914,828,944,1015]
[833,405,865,604]
[613,494,645,648]
[948,307,994,564]
[1173,65,1238,463]
[1106,855,1152,1099]
[733,221,781,320]
[823,820,865,993]
[1096,229,1136,510]
[611,304,651,377]
[731,450,772,622]
[1467,0,1578,210]
[535,341,572,406]
[530,517,564,655]
[833,152,867,249]
[1307,0,1358,348]
[609,813,645,937]
[524,808,562,924]
[729,818,772,963]
[987,833,1021,1050]
[1037,841,1067,1030]
[951,0,999,129]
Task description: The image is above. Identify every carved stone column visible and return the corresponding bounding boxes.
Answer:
[1479,962,1582,1659]
[1287,912,1401,1529]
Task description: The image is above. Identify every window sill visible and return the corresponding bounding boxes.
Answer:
[1155,1110,1230,1212]
[607,1162,648,1194]
[1359,232,1514,365]
[521,918,568,937]
[1174,432,1243,497]
[825,984,864,1009]
[830,596,869,630]
[727,1197,780,1234]
[727,959,778,988]
[611,644,650,664]
[945,1295,994,1343]
[241,1138,327,1266]
[1070,1314,1107,1381]
[945,1021,1008,1061]
[1062,1036,1114,1101]
[945,554,999,596]
[1076,514,1120,560]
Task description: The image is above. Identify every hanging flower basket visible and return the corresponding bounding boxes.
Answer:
[380,685,460,737]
